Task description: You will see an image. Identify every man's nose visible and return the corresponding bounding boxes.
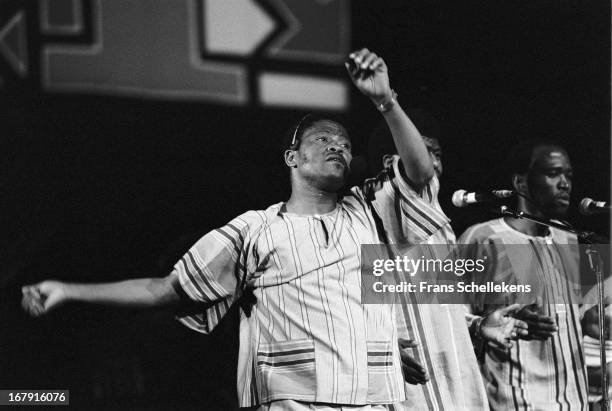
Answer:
[327,144,344,153]
[559,174,570,189]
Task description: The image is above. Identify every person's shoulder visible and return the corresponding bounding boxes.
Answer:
[354,154,432,200]
[337,186,377,219]
[228,203,284,232]
[458,218,505,243]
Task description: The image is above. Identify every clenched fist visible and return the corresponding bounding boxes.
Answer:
[21,281,68,317]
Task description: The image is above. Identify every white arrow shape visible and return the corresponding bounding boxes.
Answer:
[0,11,28,77]
[265,0,349,63]
[204,0,275,56]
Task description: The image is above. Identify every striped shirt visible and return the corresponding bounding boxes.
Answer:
[459,218,588,411]
[368,155,488,411]
[581,278,612,404]
[172,184,409,407]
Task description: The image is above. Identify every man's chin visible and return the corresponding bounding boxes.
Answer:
[547,206,569,220]
[322,173,349,192]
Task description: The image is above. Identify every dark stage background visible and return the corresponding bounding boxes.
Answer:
[1,1,610,409]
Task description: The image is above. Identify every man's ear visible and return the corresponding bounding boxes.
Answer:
[512,173,528,195]
[382,154,394,169]
[285,149,297,168]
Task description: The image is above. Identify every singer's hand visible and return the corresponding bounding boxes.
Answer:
[514,303,559,340]
[21,281,69,317]
[398,338,429,385]
[345,48,392,106]
[480,304,529,349]
[513,302,558,340]
[587,362,612,397]
[582,302,612,340]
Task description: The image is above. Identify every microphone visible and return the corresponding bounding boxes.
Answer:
[452,189,515,208]
[579,198,610,215]
[347,156,367,187]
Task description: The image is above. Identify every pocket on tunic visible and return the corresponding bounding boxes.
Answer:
[256,339,316,402]
[366,340,401,403]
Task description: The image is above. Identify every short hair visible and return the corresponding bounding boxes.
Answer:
[282,114,350,152]
[502,139,568,182]
[366,108,440,175]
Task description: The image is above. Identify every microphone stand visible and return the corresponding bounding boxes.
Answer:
[498,205,610,410]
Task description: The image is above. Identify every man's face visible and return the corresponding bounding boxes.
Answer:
[525,146,572,218]
[423,136,443,178]
[293,120,352,192]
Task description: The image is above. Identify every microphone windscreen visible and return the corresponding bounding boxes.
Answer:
[452,190,467,207]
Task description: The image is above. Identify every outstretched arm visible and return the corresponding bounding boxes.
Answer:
[346,48,434,186]
[21,275,181,317]
[23,212,257,326]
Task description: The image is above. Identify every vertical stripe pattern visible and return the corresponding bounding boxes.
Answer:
[371,155,489,411]
[171,184,410,407]
[459,218,588,411]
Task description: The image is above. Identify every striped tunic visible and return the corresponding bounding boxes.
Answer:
[459,218,588,411]
[171,186,407,407]
[368,155,488,410]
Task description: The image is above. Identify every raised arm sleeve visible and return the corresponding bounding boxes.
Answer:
[366,155,451,245]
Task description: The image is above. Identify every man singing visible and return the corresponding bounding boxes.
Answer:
[459,141,591,410]
[22,48,526,410]
[21,49,428,410]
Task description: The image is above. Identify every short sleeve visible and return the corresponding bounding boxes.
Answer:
[390,154,441,206]
[458,225,524,312]
[364,155,450,245]
[172,211,264,333]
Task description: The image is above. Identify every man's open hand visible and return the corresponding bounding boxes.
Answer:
[513,302,558,340]
[480,304,529,349]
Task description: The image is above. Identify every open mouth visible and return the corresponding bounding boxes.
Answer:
[327,156,347,167]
